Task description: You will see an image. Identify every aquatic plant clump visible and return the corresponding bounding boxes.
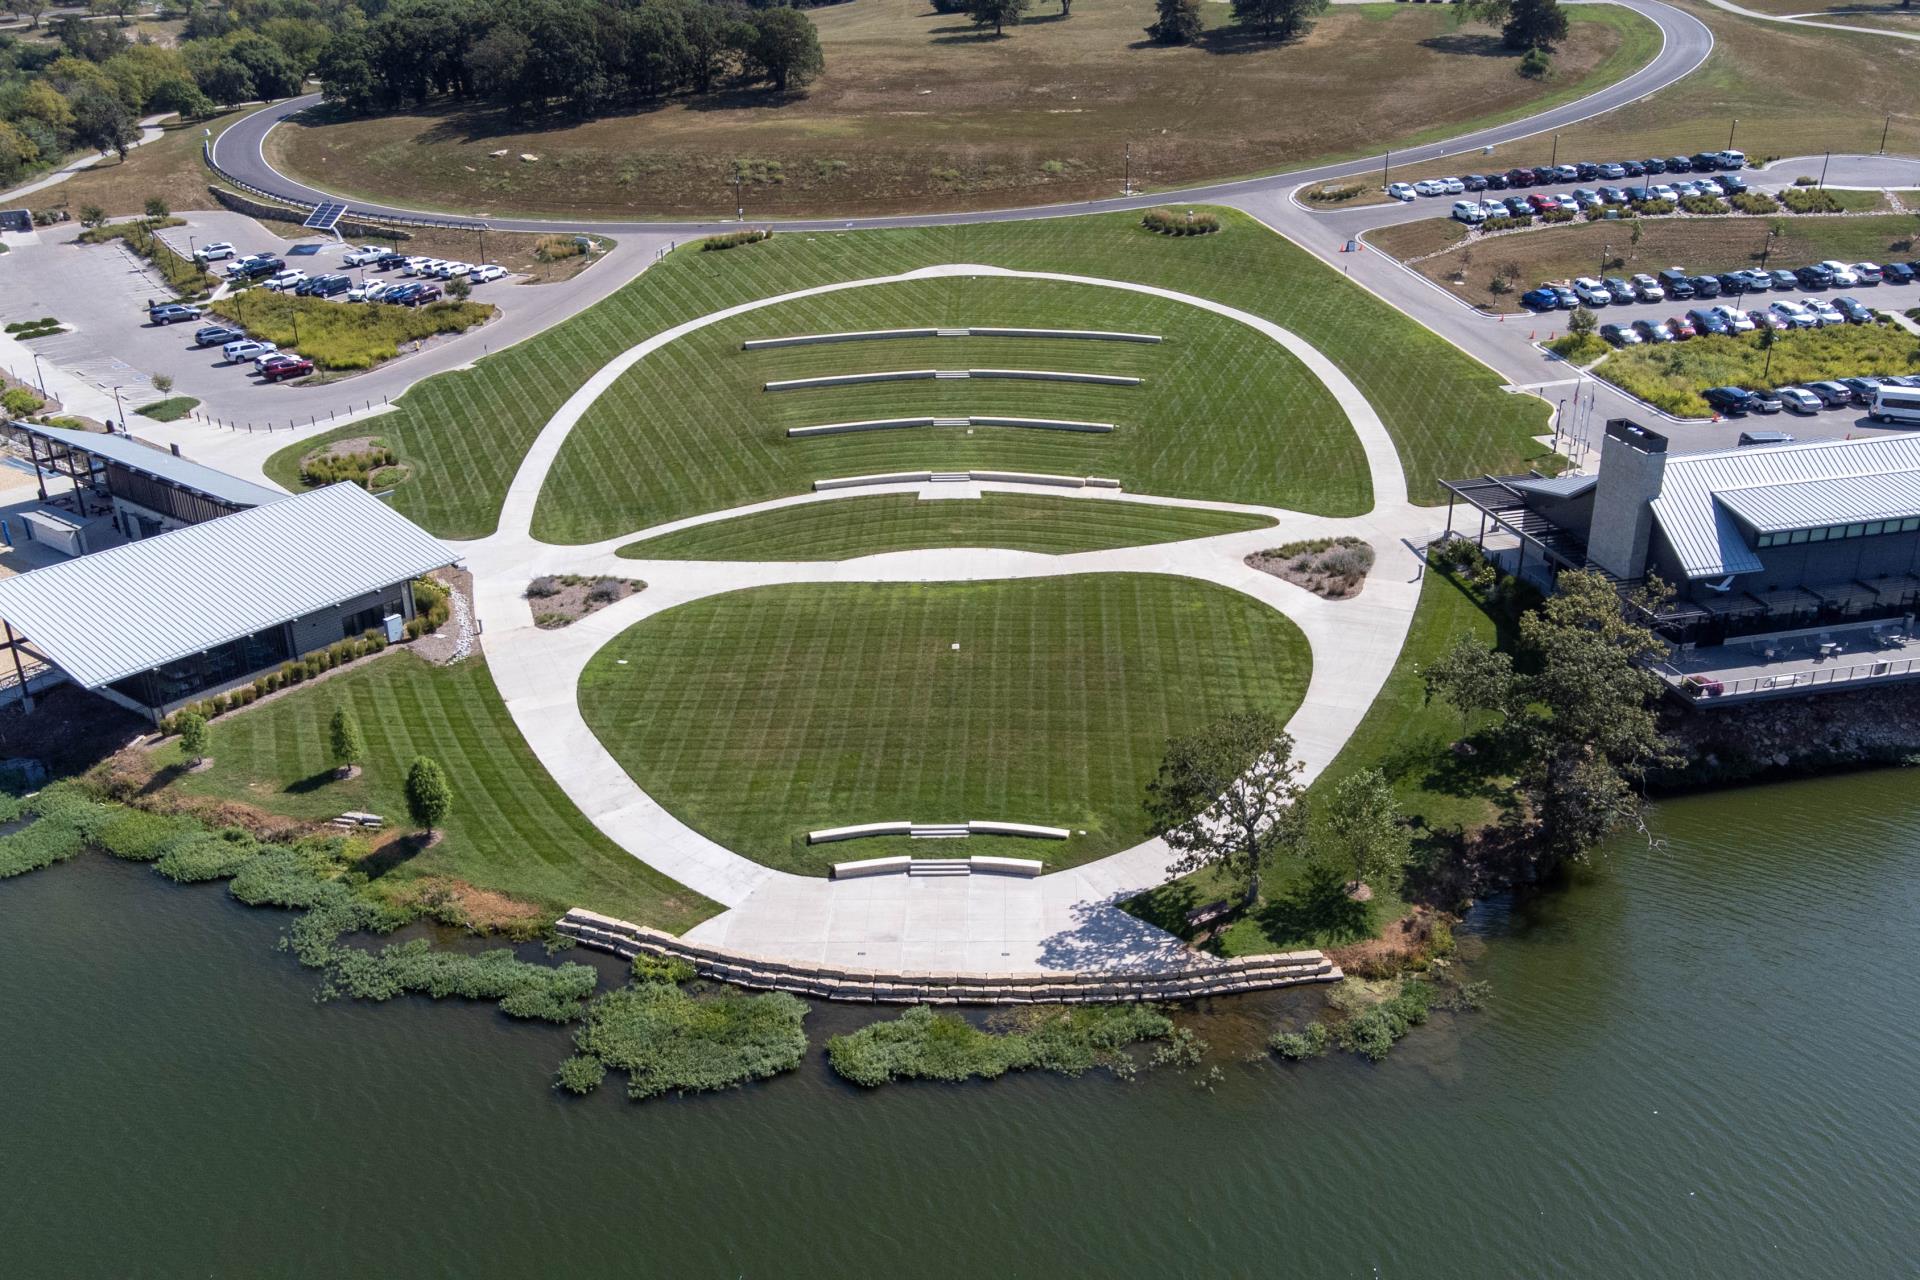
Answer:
[325,940,600,1022]
[565,982,810,1100]
[0,783,113,878]
[825,1003,1176,1088]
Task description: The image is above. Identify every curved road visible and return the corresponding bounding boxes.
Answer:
[211,0,1715,235]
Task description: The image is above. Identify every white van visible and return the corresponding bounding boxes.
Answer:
[1451,200,1485,223]
[1869,384,1920,426]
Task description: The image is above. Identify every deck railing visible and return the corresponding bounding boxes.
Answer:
[1661,654,1920,701]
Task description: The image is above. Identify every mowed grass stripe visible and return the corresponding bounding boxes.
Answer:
[618,493,1274,560]
[268,210,1549,542]
[535,276,1362,542]
[578,575,1310,877]
[171,654,717,929]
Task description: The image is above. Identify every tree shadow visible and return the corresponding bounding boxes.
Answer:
[1418,32,1517,58]
[356,832,427,880]
[1197,25,1311,56]
[1035,891,1201,973]
[1250,867,1373,949]
[930,28,1009,43]
[138,761,188,797]
[284,768,343,796]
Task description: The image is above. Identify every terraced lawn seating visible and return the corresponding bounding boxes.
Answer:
[742,327,1162,350]
[814,470,1120,492]
[786,416,1114,438]
[763,369,1144,392]
[615,493,1275,561]
[166,652,716,930]
[272,209,1551,541]
[576,574,1311,877]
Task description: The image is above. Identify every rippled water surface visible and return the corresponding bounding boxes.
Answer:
[4,770,1918,1277]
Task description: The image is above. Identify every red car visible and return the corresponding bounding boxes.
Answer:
[1665,315,1696,340]
[259,354,314,382]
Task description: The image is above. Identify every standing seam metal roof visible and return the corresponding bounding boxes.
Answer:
[15,422,286,510]
[0,483,456,688]
[1649,436,1920,578]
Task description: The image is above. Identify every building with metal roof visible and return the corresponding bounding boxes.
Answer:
[1441,422,1920,708]
[0,482,457,721]
[7,421,285,544]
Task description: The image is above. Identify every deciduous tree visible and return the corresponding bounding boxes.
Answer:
[328,706,366,774]
[1463,0,1569,51]
[405,756,452,835]
[1146,710,1308,908]
[1312,768,1411,896]
[176,711,209,767]
[747,6,823,92]
[967,0,1030,36]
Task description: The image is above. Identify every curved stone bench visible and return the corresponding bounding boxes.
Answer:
[559,909,1343,1004]
[743,328,1161,351]
[765,369,1141,392]
[814,470,1120,492]
[787,416,1114,439]
[966,821,1070,839]
[830,855,913,878]
[808,822,914,844]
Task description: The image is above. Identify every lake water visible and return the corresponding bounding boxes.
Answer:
[4,769,1917,1278]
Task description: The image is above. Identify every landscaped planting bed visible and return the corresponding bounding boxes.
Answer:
[209,292,494,371]
[618,493,1275,561]
[577,574,1311,876]
[1594,327,1920,418]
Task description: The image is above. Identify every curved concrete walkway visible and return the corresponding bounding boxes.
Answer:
[462,266,1435,971]
[0,113,171,205]
[1698,0,1920,39]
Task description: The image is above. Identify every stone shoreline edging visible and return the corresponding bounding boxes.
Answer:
[743,327,1163,350]
[787,415,1114,438]
[559,909,1343,1003]
[764,369,1142,392]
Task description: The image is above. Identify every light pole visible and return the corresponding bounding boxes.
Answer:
[1601,243,1611,277]
[109,385,126,431]
[1819,148,1831,190]
[1382,149,1390,188]
[31,352,45,396]
[1760,226,1775,270]
[1727,117,1738,151]
[734,171,744,222]
[1550,134,1559,167]
[1555,397,1567,455]
[1123,142,1131,197]
[1880,114,1892,156]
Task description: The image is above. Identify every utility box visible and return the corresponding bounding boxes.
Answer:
[383,613,404,643]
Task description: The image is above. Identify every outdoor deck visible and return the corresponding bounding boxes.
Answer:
[1657,619,1920,705]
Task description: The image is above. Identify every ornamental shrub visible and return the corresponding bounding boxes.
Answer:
[405,756,452,833]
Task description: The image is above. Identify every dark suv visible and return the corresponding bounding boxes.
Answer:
[1795,264,1835,289]
[1690,152,1726,171]
[1658,268,1697,299]
[1703,386,1756,415]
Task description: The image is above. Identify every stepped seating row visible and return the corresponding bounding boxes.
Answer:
[814,470,1122,492]
[559,909,1343,1006]
[786,415,1114,438]
[741,327,1163,351]
[810,819,1070,844]
[764,369,1143,392]
[829,854,1046,879]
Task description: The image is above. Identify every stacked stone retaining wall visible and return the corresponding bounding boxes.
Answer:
[560,908,1342,1004]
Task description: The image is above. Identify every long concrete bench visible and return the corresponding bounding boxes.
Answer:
[831,856,913,879]
[765,369,1141,392]
[813,471,934,491]
[787,416,1113,439]
[965,821,1069,840]
[968,855,1044,877]
[809,822,915,844]
[812,469,1122,492]
[743,328,1162,350]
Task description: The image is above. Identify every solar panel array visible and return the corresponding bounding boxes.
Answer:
[302,202,348,231]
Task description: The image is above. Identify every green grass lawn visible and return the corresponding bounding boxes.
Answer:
[163,652,717,931]
[269,209,1552,540]
[1597,324,1920,417]
[1122,570,1501,955]
[618,493,1276,560]
[133,396,200,422]
[578,574,1311,876]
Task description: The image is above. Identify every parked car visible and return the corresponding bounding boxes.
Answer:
[1573,277,1612,306]
[1773,387,1822,415]
[1552,164,1579,182]
[222,338,277,363]
[468,263,508,284]
[1714,305,1755,333]
[1478,200,1508,220]
[1630,273,1665,302]
[1770,301,1816,328]
[1484,172,1511,191]
[193,242,235,262]
[1722,150,1746,169]
[1735,268,1773,293]
[1640,157,1667,174]
[1747,308,1786,331]
[226,255,283,281]
[1599,322,1641,347]
[1530,165,1558,185]
[1413,179,1448,197]
[1439,177,1466,195]
[1819,260,1861,287]
[1522,286,1562,311]
[259,354,314,382]
[1648,184,1679,202]
[1505,168,1536,188]
[1596,162,1627,180]
[1596,185,1627,205]
[1658,268,1696,298]
[381,283,423,304]
[1690,152,1726,171]
[307,274,353,298]
[1850,262,1884,286]
[374,252,411,271]
[1794,264,1834,288]
[348,280,392,302]
[402,284,443,305]
[1574,162,1599,180]
[1460,174,1489,192]
[1386,182,1416,201]
[263,270,307,291]
[1805,298,1846,326]
[1833,296,1875,324]
[1551,284,1579,309]
[1665,156,1692,172]
[1688,308,1730,336]
[194,323,246,347]
[148,303,203,325]
[1805,380,1853,407]
[1744,387,1784,414]
[1703,386,1755,415]
[1502,196,1532,217]
[342,245,386,267]
[1839,376,1885,405]
[1738,429,1796,445]
[1883,262,1917,284]
[1633,319,1676,343]
[1716,174,1749,195]
[1666,314,1697,339]
[1715,272,1749,297]
[1602,276,1635,304]
[1688,275,1723,299]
